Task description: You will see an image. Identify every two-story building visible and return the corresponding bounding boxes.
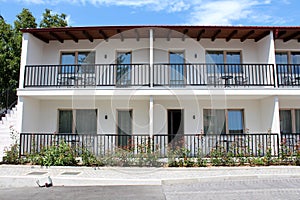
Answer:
[17,25,300,156]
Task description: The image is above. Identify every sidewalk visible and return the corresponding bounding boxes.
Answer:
[0,165,299,188]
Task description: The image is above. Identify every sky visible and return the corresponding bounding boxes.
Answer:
[0,0,299,27]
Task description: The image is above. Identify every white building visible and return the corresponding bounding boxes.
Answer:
[15,25,300,156]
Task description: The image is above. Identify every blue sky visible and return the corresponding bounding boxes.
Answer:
[0,0,299,27]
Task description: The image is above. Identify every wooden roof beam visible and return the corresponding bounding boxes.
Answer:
[283,31,300,42]
[117,29,124,42]
[226,30,238,42]
[182,29,188,41]
[135,29,140,41]
[49,32,63,43]
[167,29,172,41]
[99,30,108,42]
[275,30,286,39]
[82,30,93,42]
[197,29,205,41]
[211,29,221,41]
[32,33,49,43]
[254,31,270,42]
[240,30,255,42]
[65,31,78,43]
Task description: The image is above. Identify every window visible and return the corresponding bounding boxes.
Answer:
[279,109,300,133]
[276,52,300,74]
[206,51,241,74]
[169,51,185,85]
[58,109,97,134]
[60,51,95,74]
[116,52,131,86]
[203,109,244,134]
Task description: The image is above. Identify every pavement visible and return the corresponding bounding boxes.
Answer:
[0,164,299,188]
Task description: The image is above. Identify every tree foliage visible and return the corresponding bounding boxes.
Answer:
[39,9,68,28]
[0,8,68,95]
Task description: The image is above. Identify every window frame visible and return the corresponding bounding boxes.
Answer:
[60,51,96,74]
[203,108,245,135]
[205,50,243,74]
[275,51,300,74]
[57,109,98,134]
[115,51,132,85]
[279,108,300,133]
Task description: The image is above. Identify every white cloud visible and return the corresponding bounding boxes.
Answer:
[4,0,285,25]
[188,0,272,25]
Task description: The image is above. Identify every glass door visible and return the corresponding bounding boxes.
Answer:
[116,52,131,86]
[117,110,132,148]
[169,52,185,86]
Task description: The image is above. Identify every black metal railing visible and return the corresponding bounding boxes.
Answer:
[24,64,150,88]
[24,63,275,88]
[0,85,18,118]
[19,133,151,157]
[276,64,300,87]
[153,133,279,157]
[153,63,275,87]
[280,133,300,155]
[20,133,282,158]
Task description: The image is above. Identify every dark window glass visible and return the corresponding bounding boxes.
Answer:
[280,110,292,133]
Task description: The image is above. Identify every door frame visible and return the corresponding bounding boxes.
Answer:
[116,109,133,148]
[167,109,184,144]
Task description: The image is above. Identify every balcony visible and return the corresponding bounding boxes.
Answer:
[277,64,300,87]
[19,133,289,158]
[23,63,275,88]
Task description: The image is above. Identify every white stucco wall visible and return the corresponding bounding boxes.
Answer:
[21,97,41,132]
[26,98,149,135]
[25,36,268,65]
[259,96,279,133]
[275,40,300,51]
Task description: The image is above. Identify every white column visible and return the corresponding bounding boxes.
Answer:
[19,33,30,89]
[149,95,153,136]
[272,96,280,133]
[149,29,154,88]
[269,31,277,87]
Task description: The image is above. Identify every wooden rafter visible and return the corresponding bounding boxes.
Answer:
[275,30,287,39]
[211,29,221,41]
[283,31,300,42]
[167,29,172,41]
[226,30,238,42]
[197,29,205,41]
[49,32,63,43]
[182,29,188,41]
[32,33,49,43]
[254,31,270,42]
[99,30,108,41]
[82,30,93,42]
[65,31,78,43]
[117,29,124,42]
[135,29,140,41]
[240,30,255,42]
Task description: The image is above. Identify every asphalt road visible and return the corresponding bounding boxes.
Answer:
[0,177,300,200]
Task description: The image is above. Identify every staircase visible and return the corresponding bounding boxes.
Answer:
[0,106,18,162]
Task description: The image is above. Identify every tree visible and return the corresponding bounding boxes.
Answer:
[14,8,37,31]
[39,9,68,28]
[12,8,37,86]
[0,17,17,89]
